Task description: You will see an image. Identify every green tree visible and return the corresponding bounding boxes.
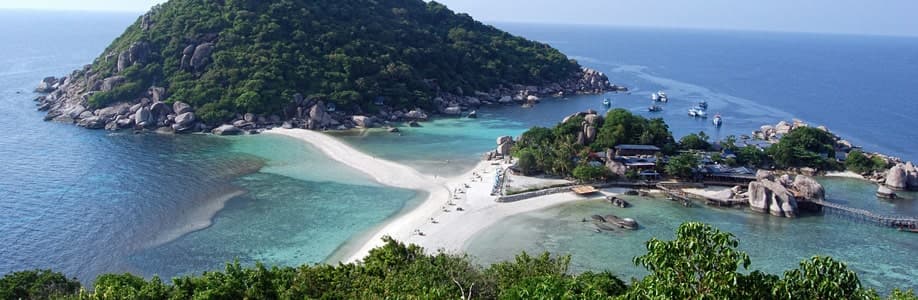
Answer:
[0,270,80,300]
[626,222,753,299]
[679,132,711,151]
[775,256,868,300]
[516,148,539,176]
[664,153,699,179]
[767,127,837,169]
[572,165,607,182]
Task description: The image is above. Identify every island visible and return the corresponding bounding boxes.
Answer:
[33,0,623,134]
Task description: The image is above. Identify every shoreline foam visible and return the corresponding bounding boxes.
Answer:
[265,128,602,263]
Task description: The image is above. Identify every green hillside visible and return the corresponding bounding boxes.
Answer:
[86,0,582,123]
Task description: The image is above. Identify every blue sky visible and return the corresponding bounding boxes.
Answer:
[1,0,916,37]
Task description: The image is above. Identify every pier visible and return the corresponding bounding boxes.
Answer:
[808,199,918,229]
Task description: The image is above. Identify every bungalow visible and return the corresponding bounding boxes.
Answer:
[373,96,386,106]
[614,144,662,157]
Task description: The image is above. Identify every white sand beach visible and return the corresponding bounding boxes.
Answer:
[266,128,603,263]
[825,171,866,180]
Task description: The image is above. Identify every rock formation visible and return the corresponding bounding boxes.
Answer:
[885,163,909,190]
[747,171,825,218]
[496,136,514,157]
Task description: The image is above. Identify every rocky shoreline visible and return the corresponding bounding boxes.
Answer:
[33,65,625,135]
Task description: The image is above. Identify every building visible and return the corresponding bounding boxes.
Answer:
[614,144,662,157]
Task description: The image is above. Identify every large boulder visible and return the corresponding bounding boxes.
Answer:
[172,101,194,115]
[172,112,197,132]
[606,159,627,177]
[351,115,375,128]
[405,109,428,120]
[791,175,825,201]
[497,142,513,156]
[212,124,242,135]
[134,107,153,128]
[150,101,172,116]
[77,116,106,129]
[189,43,215,71]
[885,164,909,190]
[95,102,131,121]
[748,179,798,218]
[905,162,918,190]
[100,76,126,92]
[443,106,462,115]
[307,101,333,129]
[496,136,513,146]
[36,76,58,93]
[877,185,897,199]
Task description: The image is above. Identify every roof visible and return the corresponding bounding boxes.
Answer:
[614,144,661,151]
[571,185,599,195]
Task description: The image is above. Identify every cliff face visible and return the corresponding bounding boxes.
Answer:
[33,0,621,133]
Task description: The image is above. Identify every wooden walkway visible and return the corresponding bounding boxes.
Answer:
[809,199,918,229]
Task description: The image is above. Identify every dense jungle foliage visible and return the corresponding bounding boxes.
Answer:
[87,0,581,123]
[2,223,914,299]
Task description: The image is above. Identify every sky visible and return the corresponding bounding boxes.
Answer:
[1,0,916,37]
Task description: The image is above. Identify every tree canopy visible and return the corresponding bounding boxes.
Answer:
[2,223,915,299]
[88,0,582,123]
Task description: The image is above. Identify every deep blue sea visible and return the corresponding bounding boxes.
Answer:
[0,11,915,291]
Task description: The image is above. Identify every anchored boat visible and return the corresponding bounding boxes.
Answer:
[651,91,668,102]
[648,105,663,112]
[712,114,723,127]
[688,107,707,118]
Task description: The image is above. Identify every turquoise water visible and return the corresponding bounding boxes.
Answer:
[0,11,418,283]
[466,179,918,292]
[2,10,917,291]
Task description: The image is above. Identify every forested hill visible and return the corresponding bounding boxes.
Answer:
[36,0,616,132]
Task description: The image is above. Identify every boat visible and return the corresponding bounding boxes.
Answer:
[651,91,668,102]
[712,114,723,127]
[698,101,708,110]
[602,98,612,107]
[648,105,663,112]
[688,107,707,118]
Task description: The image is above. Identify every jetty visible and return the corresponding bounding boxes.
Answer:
[807,199,918,229]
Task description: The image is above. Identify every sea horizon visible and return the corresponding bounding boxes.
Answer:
[1,10,916,291]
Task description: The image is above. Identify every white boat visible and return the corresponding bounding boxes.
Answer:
[648,105,663,112]
[603,98,612,107]
[688,108,707,118]
[651,91,668,102]
[712,114,723,127]
[657,91,668,102]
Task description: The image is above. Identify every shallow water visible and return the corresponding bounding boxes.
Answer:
[1,10,916,290]
[466,183,918,292]
[0,11,420,283]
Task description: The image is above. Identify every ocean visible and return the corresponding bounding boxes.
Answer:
[0,11,420,283]
[0,11,915,291]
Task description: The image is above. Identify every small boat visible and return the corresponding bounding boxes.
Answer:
[688,107,707,118]
[697,101,708,110]
[651,91,668,102]
[602,98,612,107]
[648,105,663,112]
[712,114,723,127]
